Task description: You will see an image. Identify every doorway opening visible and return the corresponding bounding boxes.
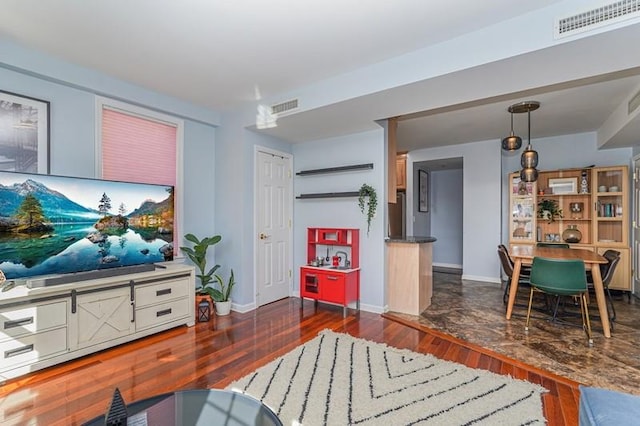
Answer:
[413,157,463,273]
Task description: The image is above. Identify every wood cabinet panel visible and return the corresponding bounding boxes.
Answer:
[0,301,67,340]
[1,327,67,371]
[396,154,407,191]
[76,287,134,349]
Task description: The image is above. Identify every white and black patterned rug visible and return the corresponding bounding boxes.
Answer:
[227,330,547,425]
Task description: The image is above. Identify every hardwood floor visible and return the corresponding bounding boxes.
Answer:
[0,298,580,425]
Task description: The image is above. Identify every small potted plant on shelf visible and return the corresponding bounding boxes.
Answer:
[210,269,235,316]
[179,233,222,317]
[537,199,563,222]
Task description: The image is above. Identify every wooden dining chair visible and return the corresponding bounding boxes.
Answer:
[526,257,593,345]
[586,250,621,326]
[497,244,530,304]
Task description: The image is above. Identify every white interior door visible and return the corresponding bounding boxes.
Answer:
[256,149,292,306]
[634,157,640,295]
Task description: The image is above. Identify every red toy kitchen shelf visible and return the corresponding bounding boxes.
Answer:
[300,228,360,317]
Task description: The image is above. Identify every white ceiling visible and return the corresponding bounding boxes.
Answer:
[2,0,640,151]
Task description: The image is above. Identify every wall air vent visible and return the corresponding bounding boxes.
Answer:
[271,99,299,116]
[555,0,640,39]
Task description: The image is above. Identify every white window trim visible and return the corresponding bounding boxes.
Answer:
[95,96,184,259]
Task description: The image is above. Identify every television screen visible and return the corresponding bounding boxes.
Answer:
[0,171,174,281]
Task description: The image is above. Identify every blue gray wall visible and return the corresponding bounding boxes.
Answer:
[430,168,463,269]
[292,129,386,312]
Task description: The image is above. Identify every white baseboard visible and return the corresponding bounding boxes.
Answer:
[461,274,501,284]
[231,301,256,313]
[359,303,385,314]
[433,262,462,269]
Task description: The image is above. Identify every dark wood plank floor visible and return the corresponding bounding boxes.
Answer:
[0,298,580,425]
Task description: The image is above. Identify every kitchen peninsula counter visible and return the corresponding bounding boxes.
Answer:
[385,236,436,315]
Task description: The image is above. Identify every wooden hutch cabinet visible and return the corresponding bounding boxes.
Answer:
[509,165,630,292]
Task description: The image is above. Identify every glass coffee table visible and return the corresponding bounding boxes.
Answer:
[83,389,282,426]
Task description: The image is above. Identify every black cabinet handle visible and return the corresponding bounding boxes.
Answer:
[156,288,172,296]
[5,344,34,359]
[156,308,172,317]
[4,317,34,329]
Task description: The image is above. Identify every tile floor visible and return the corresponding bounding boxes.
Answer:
[388,271,640,395]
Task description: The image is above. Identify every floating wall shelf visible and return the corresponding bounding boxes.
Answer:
[296,163,373,176]
[296,191,359,199]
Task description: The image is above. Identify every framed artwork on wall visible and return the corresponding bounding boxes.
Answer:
[419,169,429,212]
[0,90,50,174]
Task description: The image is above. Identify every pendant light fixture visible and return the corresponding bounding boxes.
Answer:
[507,101,540,182]
[501,111,522,151]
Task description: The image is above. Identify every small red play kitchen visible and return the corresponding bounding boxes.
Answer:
[300,228,360,317]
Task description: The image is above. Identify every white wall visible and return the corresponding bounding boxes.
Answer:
[292,129,386,312]
[431,168,463,268]
[408,140,502,283]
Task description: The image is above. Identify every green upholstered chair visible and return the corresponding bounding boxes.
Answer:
[536,242,570,248]
[526,257,593,345]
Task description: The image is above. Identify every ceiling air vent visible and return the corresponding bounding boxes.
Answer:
[270,99,299,116]
[555,0,640,39]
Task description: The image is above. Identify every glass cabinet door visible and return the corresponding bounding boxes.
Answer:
[594,167,628,246]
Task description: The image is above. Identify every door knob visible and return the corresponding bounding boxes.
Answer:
[259,232,270,240]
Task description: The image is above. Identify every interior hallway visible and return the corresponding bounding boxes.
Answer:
[385,271,640,395]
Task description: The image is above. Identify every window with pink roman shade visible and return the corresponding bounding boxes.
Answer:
[101,107,177,186]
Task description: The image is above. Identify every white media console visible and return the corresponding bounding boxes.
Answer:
[0,263,195,382]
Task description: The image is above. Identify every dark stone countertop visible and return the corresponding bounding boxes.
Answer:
[385,236,437,244]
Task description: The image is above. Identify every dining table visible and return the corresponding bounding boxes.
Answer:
[506,245,611,338]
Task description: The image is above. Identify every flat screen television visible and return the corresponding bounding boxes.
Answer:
[0,170,174,285]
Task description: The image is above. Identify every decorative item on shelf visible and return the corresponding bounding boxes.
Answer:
[517,181,528,195]
[548,177,577,194]
[358,183,377,236]
[501,110,522,151]
[507,101,541,182]
[537,198,563,222]
[580,170,589,194]
[562,225,582,243]
[570,202,584,219]
[197,299,211,322]
[545,233,561,242]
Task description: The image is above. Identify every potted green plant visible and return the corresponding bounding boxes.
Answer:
[180,234,222,318]
[210,269,235,315]
[358,183,377,236]
[537,199,563,222]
